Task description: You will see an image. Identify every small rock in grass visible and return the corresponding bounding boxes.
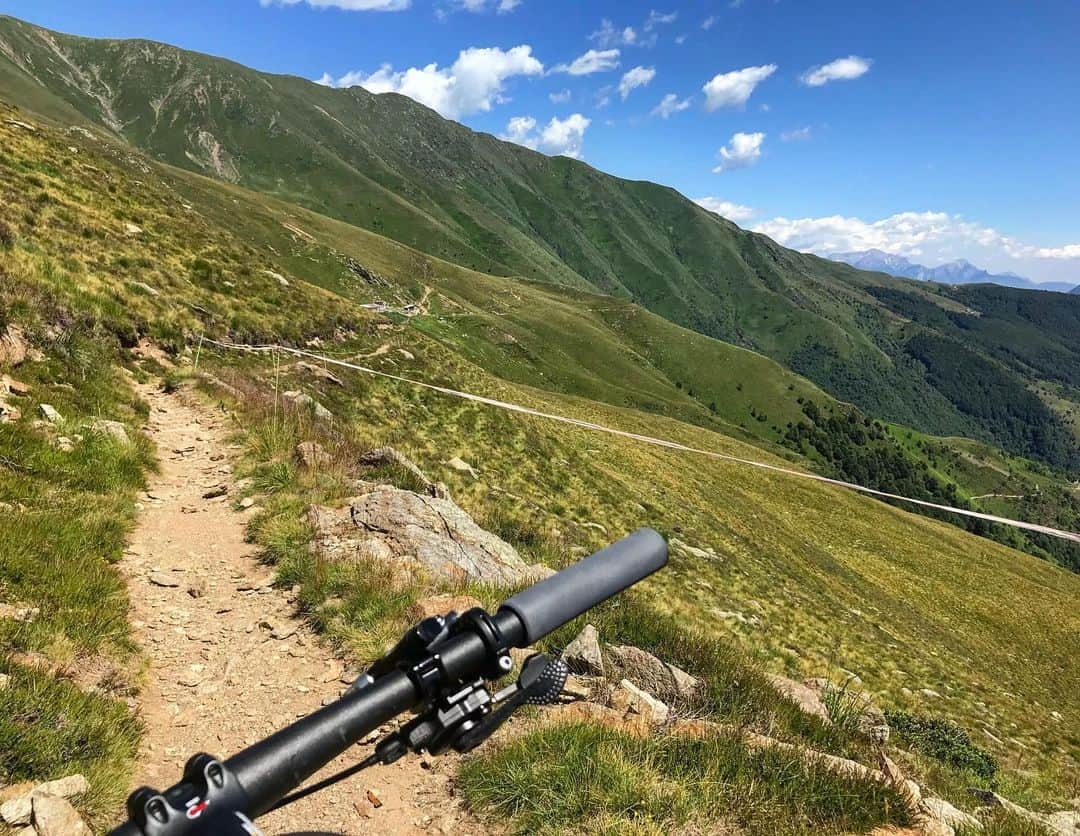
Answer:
[296,441,331,469]
[0,795,32,826]
[0,603,40,623]
[610,679,669,724]
[37,404,63,424]
[1,376,30,397]
[561,624,604,677]
[33,776,87,802]
[33,792,89,835]
[445,457,478,478]
[920,797,982,832]
[89,419,129,443]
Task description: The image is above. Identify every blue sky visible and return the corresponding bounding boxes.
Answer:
[4,0,1080,282]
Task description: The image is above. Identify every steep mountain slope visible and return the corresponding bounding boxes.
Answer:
[2,15,1080,475]
[2,104,1078,817]
[833,249,1076,293]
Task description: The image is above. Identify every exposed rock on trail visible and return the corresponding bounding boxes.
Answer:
[120,376,469,835]
[309,484,552,586]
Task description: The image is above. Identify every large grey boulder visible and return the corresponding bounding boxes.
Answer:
[308,485,551,586]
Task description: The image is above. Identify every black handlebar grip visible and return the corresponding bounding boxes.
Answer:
[498,528,667,645]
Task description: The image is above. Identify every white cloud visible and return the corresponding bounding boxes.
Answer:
[541,113,591,157]
[318,45,543,119]
[595,85,613,108]
[451,0,522,11]
[713,131,765,173]
[501,113,591,158]
[1036,244,1080,259]
[750,210,1080,281]
[644,10,677,30]
[619,66,656,100]
[589,19,638,47]
[702,64,776,110]
[701,15,717,29]
[781,126,811,141]
[651,93,691,118]
[674,33,687,45]
[548,88,572,103]
[261,0,409,9]
[800,55,872,87]
[501,115,538,148]
[555,48,621,76]
[695,197,756,222]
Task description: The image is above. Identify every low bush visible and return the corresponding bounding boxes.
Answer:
[885,709,998,781]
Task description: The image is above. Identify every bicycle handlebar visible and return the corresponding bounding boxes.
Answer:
[109,528,667,835]
[500,527,668,644]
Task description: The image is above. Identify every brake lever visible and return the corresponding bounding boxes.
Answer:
[451,654,570,753]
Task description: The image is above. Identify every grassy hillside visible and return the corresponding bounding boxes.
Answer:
[2,14,1079,476]
[1,103,1078,828]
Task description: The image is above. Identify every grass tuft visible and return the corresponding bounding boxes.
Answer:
[459,722,909,835]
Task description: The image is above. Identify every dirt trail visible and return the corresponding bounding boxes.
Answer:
[121,375,473,835]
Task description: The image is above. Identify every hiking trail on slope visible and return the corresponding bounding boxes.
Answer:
[120,371,476,835]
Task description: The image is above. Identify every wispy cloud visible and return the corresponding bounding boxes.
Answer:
[651,93,691,118]
[644,9,677,30]
[781,126,812,141]
[701,15,717,29]
[800,55,872,87]
[589,19,639,47]
[702,64,776,110]
[619,66,656,100]
[317,45,542,118]
[548,88,572,103]
[695,197,756,222]
[554,48,621,76]
[713,131,765,173]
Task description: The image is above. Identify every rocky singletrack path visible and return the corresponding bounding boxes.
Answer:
[120,374,473,835]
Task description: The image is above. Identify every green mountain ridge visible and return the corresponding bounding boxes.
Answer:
[2,14,1079,475]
